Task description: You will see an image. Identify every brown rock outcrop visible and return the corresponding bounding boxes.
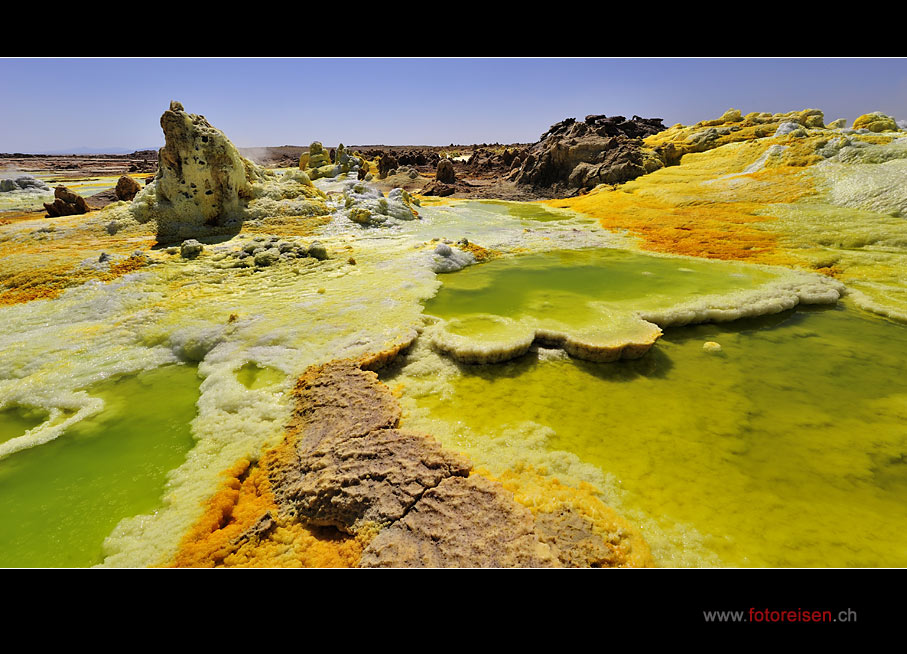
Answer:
[377,153,398,179]
[513,114,666,193]
[466,147,526,174]
[268,361,472,533]
[43,185,89,217]
[419,181,456,197]
[115,175,141,201]
[435,158,457,184]
[360,474,559,568]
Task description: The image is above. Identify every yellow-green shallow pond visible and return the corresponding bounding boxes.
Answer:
[423,247,779,324]
[404,300,907,567]
[0,365,198,567]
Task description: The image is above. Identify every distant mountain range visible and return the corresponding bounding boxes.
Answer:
[34,146,162,155]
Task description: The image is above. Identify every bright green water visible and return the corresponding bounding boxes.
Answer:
[423,248,779,325]
[0,365,199,567]
[235,362,286,390]
[414,302,907,567]
[460,200,581,222]
[0,406,48,446]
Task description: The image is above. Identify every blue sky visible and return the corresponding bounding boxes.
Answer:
[2,58,905,152]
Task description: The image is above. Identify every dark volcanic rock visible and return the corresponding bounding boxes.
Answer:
[85,188,120,209]
[514,114,667,192]
[377,153,398,179]
[43,185,90,217]
[419,181,456,197]
[435,158,457,184]
[466,147,526,174]
[115,175,141,201]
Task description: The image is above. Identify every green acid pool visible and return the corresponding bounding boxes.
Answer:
[409,301,907,567]
[0,365,199,567]
[458,199,582,222]
[0,406,48,446]
[423,247,781,324]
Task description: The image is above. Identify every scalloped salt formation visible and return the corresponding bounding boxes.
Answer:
[423,247,842,365]
[428,312,662,364]
[388,302,907,568]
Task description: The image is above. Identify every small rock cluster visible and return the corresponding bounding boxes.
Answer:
[299,141,365,180]
[200,235,329,267]
[466,147,527,176]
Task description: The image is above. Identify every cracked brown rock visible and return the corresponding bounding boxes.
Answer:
[286,361,402,447]
[360,475,559,568]
[274,426,471,533]
[268,361,471,533]
[534,507,628,568]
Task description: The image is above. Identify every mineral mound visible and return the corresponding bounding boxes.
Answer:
[130,101,270,242]
[124,101,331,243]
